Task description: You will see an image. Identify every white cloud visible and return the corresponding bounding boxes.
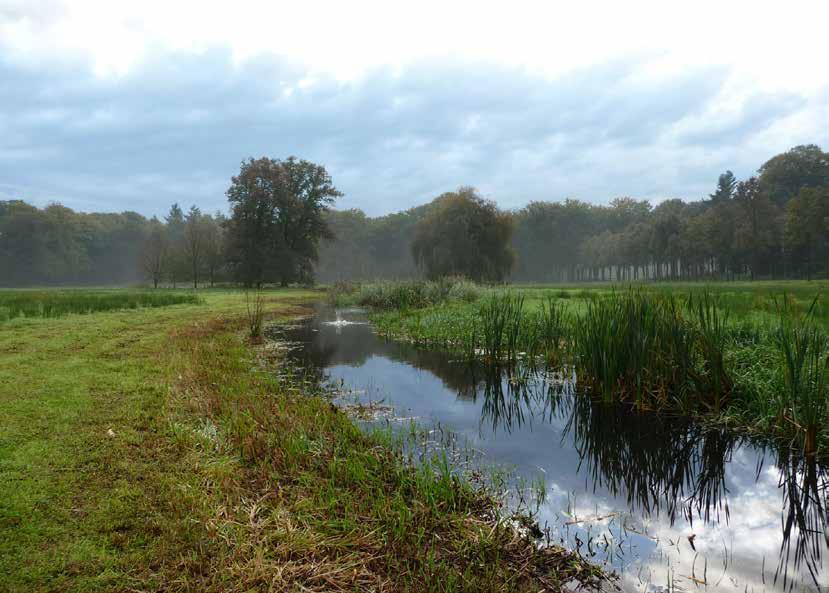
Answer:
[1,1,828,215]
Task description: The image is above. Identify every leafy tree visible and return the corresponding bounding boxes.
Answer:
[733,177,780,279]
[226,157,340,286]
[759,145,829,206]
[785,186,829,280]
[412,187,514,282]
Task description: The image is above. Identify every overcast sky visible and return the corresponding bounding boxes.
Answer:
[2,1,828,217]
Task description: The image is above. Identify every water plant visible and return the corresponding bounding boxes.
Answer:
[775,298,829,455]
[479,292,525,364]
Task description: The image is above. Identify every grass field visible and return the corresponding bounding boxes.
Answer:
[0,288,598,592]
[335,280,829,455]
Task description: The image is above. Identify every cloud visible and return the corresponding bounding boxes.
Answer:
[0,47,825,217]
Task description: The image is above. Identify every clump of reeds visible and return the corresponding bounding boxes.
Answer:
[527,296,571,364]
[775,297,828,455]
[571,289,735,411]
[687,291,733,413]
[479,293,525,364]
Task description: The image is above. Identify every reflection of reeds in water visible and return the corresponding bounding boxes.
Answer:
[476,362,736,526]
[476,364,572,434]
[478,365,829,589]
[563,394,736,525]
[775,448,829,590]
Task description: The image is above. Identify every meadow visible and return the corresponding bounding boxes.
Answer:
[333,279,829,455]
[0,288,598,593]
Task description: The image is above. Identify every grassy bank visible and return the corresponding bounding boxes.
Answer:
[340,280,829,455]
[0,288,601,592]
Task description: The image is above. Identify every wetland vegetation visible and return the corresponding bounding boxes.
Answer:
[332,279,829,456]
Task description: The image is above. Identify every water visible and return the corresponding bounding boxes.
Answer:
[275,305,829,593]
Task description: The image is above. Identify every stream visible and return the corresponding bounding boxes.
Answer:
[273,304,829,593]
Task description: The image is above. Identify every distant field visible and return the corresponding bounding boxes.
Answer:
[0,289,201,322]
[508,280,829,327]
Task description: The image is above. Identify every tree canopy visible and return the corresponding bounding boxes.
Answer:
[225,157,341,286]
[411,187,515,282]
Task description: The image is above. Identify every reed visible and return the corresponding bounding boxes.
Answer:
[479,293,525,364]
[532,295,570,363]
[687,291,733,413]
[775,299,829,455]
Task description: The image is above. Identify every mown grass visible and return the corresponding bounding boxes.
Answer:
[0,288,601,592]
[368,281,829,455]
[0,288,201,322]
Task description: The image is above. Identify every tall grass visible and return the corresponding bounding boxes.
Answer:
[244,289,266,342]
[775,299,829,455]
[0,290,200,322]
[688,291,733,413]
[479,293,524,364]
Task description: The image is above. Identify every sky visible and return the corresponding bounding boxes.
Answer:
[2,0,828,218]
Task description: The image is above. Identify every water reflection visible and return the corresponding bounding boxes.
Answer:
[276,306,829,592]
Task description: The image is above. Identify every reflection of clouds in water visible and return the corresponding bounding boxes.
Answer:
[539,455,826,592]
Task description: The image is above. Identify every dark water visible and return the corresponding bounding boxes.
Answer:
[275,305,829,593]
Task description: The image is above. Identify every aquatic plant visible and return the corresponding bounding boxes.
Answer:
[775,299,829,455]
[687,291,733,413]
[479,293,525,363]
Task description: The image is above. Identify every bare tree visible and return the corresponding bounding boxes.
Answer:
[140,220,168,288]
[183,206,207,288]
[203,213,225,287]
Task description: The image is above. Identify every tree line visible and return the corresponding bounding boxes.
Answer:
[1,145,827,287]
[319,144,829,283]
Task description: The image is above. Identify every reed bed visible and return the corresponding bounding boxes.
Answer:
[0,290,200,322]
[329,277,482,310]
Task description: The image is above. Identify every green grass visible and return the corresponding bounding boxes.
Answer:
[0,288,201,321]
[0,288,600,592]
[368,281,829,454]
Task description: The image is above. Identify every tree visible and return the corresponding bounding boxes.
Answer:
[785,186,829,280]
[183,206,207,288]
[165,204,187,288]
[759,145,829,207]
[203,213,226,287]
[140,218,168,288]
[709,171,737,203]
[412,187,514,282]
[225,157,341,286]
[732,177,780,279]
